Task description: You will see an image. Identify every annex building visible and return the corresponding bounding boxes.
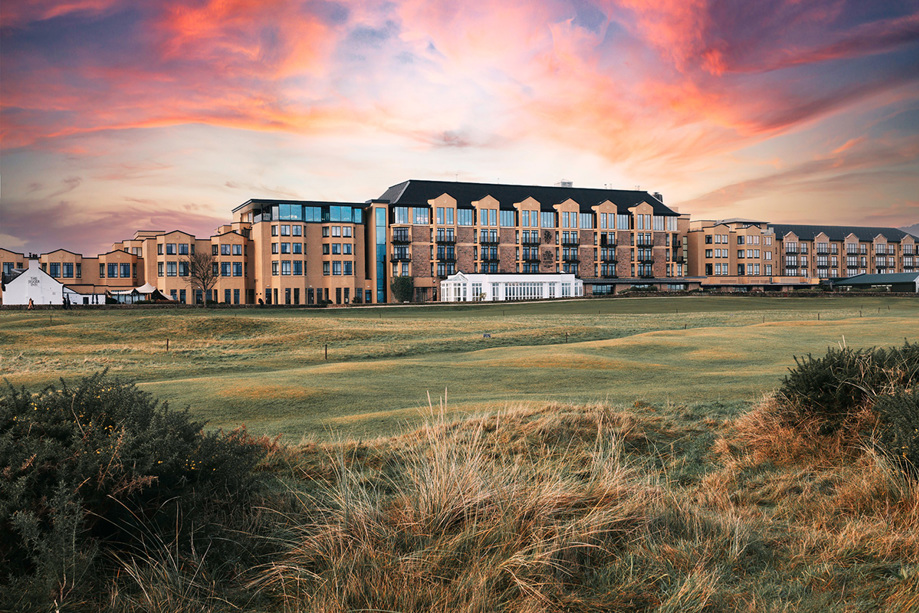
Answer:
[1,179,916,306]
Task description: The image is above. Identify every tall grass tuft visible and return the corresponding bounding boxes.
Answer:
[252,404,661,612]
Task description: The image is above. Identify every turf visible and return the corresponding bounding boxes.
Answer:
[2,295,917,439]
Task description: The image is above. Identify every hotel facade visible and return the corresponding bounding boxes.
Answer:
[1,179,916,306]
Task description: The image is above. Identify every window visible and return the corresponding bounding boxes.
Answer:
[457,209,474,226]
[158,262,164,277]
[233,262,243,277]
[271,243,279,254]
[281,225,291,236]
[343,243,352,254]
[323,262,330,275]
[49,263,61,277]
[541,211,556,228]
[121,263,131,278]
[293,243,303,254]
[75,263,81,278]
[332,243,341,255]
[166,243,176,255]
[580,213,594,229]
[414,208,430,225]
[344,262,353,275]
[158,244,164,255]
[233,244,242,255]
[221,244,231,255]
[342,226,352,237]
[332,261,342,275]
[322,244,330,255]
[272,225,278,236]
[322,227,329,237]
[394,207,411,224]
[293,260,303,275]
[178,243,189,255]
[178,262,189,276]
[221,262,231,276]
[272,261,279,276]
[331,226,341,237]
[281,261,291,275]
[108,263,118,278]
[500,210,515,227]
[281,242,291,254]
[166,262,177,276]
[212,244,218,255]
[617,214,630,230]
[292,225,302,236]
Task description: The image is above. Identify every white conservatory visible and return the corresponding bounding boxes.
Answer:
[440,272,583,302]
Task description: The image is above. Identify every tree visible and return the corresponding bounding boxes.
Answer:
[390,275,414,303]
[185,251,218,306]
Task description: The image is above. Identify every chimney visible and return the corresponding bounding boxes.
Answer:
[653,192,664,202]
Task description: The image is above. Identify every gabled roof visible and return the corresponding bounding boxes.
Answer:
[770,224,913,243]
[376,179,680,216]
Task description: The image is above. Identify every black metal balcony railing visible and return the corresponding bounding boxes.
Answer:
[481,255,500,262]
[438,255,456,262]
[391,252,411,262]
[392,231,411,243]
[640,257,655,264]
[436,236,456,244]
[561,239,579,247]
[521,238,540,246]
[479,237,499,245]
[562,256,580,263]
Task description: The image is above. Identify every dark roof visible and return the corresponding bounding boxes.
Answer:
[232,199,369,213]
[769,224,915,243]
[376,179,681,216]
[834,272,919,286]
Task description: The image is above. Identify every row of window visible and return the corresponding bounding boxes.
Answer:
[705,249,768,259]
[399,206,677,230]
[158,243,193,256]
[268,261,355,276]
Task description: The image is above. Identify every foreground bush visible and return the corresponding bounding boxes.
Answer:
[778,341,919,432]
[875,390,919,480]
[0,372,268,611]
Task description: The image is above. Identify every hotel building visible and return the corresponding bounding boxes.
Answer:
[1,179,916,305]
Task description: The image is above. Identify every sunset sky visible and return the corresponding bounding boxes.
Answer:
[2,0,918,256]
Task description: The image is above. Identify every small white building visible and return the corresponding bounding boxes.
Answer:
[1,259,81,306]
[440,272,583,302]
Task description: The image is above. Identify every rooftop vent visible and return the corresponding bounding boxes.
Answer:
[555,180,573,188]
[653,191,664,202]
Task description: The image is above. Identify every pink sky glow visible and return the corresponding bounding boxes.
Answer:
[2,0,918,255]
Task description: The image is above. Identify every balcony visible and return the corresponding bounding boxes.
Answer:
[523,255,541,263]
[561,239,579,247]
[391,252,411,262]
[562,256,580,263]
[521,238,540,246]
[437,255,456,262]
[599,237,615,247]
[391,231,411,244]
[436,235,455,245]
[479,237,499,245]
[600,255,617,263]
[639,257,655,264]
[481,255,500,262]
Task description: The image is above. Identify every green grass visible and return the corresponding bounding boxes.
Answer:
[2,296,917,439]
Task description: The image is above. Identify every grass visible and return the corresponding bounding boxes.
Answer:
[4,295,919,611]
[2,295,917,439]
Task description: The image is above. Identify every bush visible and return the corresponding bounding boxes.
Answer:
[391,275,414,302]
[777,342,919,432]
[874,390,919,480]
[0,372,268,611]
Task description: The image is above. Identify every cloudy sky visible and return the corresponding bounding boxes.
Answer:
[2,0,918,255]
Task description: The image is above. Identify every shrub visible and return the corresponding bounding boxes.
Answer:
[777,342,919,432]
[874,390,919,480]
[0,372,268,611]
[390,275,414,302]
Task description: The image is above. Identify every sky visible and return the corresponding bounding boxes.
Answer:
[2,0,918,256]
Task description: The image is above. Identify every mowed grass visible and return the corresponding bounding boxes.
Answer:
[2,296,917,439]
